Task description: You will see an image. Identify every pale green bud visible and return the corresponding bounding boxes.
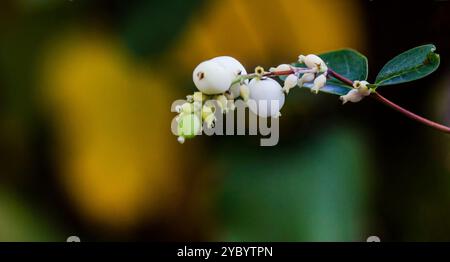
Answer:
[177,113,201,140]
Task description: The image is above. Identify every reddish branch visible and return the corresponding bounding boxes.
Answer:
[327,69,450,134]
[257,67,449,133]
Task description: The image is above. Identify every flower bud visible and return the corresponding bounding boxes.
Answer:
[255,66,265,77]
[269,64,291,73]
[297,72,315,87]
[204,114,216,128]
[202,105,216,128]
[353,80,371,96]
[340,89,364,104]
[311,74,327,94]
[299,54,327,72]
[215,94,228,113]
[240,84,250,102]
[227,100,236,111]
[181,102,194,114]
[193,101,202,112]
[283,74,299,94]
[193,91,207,102]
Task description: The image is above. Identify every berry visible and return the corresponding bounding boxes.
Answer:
[210,56,247,98]
[177,113,201,141]
[193,60,234,95]
[248,78,285,118]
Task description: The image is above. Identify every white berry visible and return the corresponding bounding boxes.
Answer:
[210,56,247,98]
[193,60,234,95]
[248,78,285,118]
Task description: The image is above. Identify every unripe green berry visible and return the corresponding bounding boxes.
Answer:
[177,113,201,139]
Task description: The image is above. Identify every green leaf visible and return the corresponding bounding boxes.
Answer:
[302,82,352,96]
[319,49,368,83]
[375,44,440,86]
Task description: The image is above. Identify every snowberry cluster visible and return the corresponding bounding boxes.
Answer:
[174,55,372,143]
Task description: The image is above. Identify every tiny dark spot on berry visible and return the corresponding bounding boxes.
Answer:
[197,72,205,80]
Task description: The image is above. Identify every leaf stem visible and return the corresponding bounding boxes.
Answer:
[327,69,450,134]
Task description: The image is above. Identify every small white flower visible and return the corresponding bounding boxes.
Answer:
[193,91,206,102]
[215,94,228,113]
[240,84,250,102]
[193,101,202,112]
[227,99,236,111]
[311,74,327,94]
[202,104,213,118]
[299,54,328,73]
[298,55,306,64]
[204,113,216,128]
[224,92,234,100]
[181,102,194,113]
[353,80,371,96]
[177,136,185,144]
[297,72,315,87]
[269,64,291,73]
[202,105,216,128]
[186,95,194,102]
[283,74,298,94]
[254,66,265,77]
[340,89,364,104]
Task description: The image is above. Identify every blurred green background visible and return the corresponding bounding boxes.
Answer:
[0,0,449,241]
